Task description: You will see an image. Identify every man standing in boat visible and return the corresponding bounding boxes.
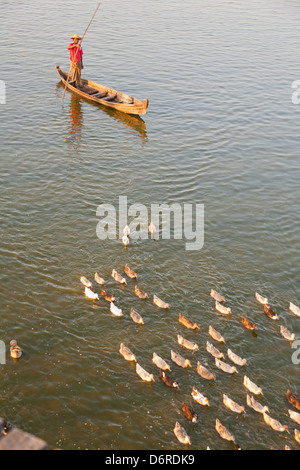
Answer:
[68,34,84,87]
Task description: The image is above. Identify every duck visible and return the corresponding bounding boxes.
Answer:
[246,394,269,414]
[290,302,300,317]
[94,272,105,285]
[84,286,99,300]
[179,313,200,330]
[112,269,127,285]
[244,376,263,396]
[124,264,138,279]
[148,222,157,237]
[209,326,225,343]
[287,390,300,410]
[263,413,289,433]
[182,402,198,423]
[210,289,226,303]
[134,285,149,299]
[153,295,169,309]
[280,325,295,342]
[122,235,129,247]
[241,316,257,330]
[177,335,199,351]
[130,308,144,325]
[136,363,154,382]
[80,276,92,288]
[206,341,225,360]
[101,288,116,303]
[215,358,238,374]
[10,340,22,359]
[110,302,123,317]
[288,409,300,426]
[223,394,245,414]
[215,301,231,315]
[174,422,191,445]
[152,353,171,371]
[264,304,279,320]
[255,292,268,305]
[123,225,130,237]
[119,343,137,362]
[171,350,192,368]
[191,386,210,406]
[295,429,300,444]
[215,419,236,443]
[159,369,179,388]
[196,362,215,381]
[227,349,247,367]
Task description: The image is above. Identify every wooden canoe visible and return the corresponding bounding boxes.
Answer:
[56,66,148,116]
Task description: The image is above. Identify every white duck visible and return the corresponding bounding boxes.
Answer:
[110,302,123,317]
[84,287,99,300]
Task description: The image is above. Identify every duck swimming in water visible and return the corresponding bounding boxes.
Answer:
[112,269,127,285]
[177,335,199,351]
[173,422,191,445]
[264,304,279,320]
[148,222,157,238]
[215,419,236,444]
[209,326,225,343]
[197,362,215,381]
[159,369,179,388]
[153,295,169,309]
[246,394,269,414]
[134,285,149,299]
[289,302,300,317]
[171,350,192,368]
[215,301,231,315]
[124,264,138,279]
[280,325,295,342]
[263,413,289,433]
[241,316,257,331]
[210,289,226,303]
[130,308,144,325]
[227,349,247,367]
[182,402,198,423]
[122,235,129,247]
[295,429,300,444]
[288,409,300,426]
[10,340,22,359]
[255,292,268,305]
[136,363,155,382]
[178,313,200,330]
[152,353,171,371]
[244,376,263,396]
[215,358,238,375]
[119,343,137,362]
[110,302,123,317]
[206,341,225,360]
[287,390,300,411]
[223,394,245,414]
[94,272,105,285]
[84,287,99,300]
[191,386,210,406]
[80,276,92,288]
[123,225,130,237]
[101,287,116,303]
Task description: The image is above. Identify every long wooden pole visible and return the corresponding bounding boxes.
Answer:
[62,2,101,103]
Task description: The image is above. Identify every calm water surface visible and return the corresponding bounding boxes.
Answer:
[1,0,300,450]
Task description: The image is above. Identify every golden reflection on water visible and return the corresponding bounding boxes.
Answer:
[66,93,83,151]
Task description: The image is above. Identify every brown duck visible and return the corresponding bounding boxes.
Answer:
[179,313,200,330]
[264,304,279,320]
[182,402,198,423]
[287,390,300,411]
[124,264,138,279]
[159,369,179,388]
[101,287,116,303]
[241,316,257,330]
[134,285,149,299]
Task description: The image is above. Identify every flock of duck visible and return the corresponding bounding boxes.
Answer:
[80,225,300,450]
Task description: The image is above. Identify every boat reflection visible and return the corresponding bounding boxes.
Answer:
[56,81,148,145]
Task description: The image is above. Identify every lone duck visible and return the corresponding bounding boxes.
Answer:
[290,302,300,317]
[159,369,179,388]
[101,288,116,303]
[215,419,236,443]
[215,358,238,375]
[179,313,200,330]
[209,326,225,343]
[119,343,137,362]
[171,350,191,368]
[110,302,123,317]
[244,376,263,396]
[255,292,268,305]
[241,316,257,331]
[264,304,279,320]
[130,308,144,325]
[94,272,105,285]
[112,269,127,285]
[227,349,247,367]
[280,325,295,342]
[173,421,191,445]
[124,264,138,279]
[215,301,231,315]
[246,394,269,414]
[288,409,300,426]
[177,335,199,351]
[122,234,129,247]
[10,340,22,359]
[197,362,215,381]
[263,413,289,433]
[134,285,149,299]
[152,353,171,371]
[206,341,225,360]
[191,386,210,406]
[80,276,92,288]
[136,363,154,382]
[287,390,300,410]
[182,402,198,423]
[153,295,169,309]
[210,289,226,303]
[84,287,99,300]
[223,394,245,414]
